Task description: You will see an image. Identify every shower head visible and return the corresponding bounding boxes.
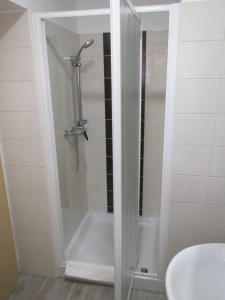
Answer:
[74,39,94,64]
[64,39,94,66]
[83,39,94,48]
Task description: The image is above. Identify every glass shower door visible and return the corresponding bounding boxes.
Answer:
[111,0,141,299]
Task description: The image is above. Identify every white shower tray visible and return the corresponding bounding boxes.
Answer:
[65,212,159,283]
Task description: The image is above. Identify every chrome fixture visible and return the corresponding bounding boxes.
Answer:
[64,39,94,170]
[64,124,88,140]
[74,39,94,66]
[64,39,94,137]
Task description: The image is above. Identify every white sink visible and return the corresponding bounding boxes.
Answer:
[166,244,225,300]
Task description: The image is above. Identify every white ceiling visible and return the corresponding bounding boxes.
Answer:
[0,0,24,11]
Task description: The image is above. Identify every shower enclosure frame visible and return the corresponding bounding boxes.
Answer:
[30,3,179,293]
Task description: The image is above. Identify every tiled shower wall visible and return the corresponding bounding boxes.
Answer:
[0,12,56,277]
[45,21,88,248]
[167,0,225,264]
[80,33,107,212]
[101,30,168,216]
[142,30,168,217]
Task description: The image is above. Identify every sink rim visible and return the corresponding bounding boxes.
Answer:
[165,243,225,300]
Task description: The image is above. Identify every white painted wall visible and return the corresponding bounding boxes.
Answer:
[10,0,76,12]
[141,12,169,31]
[167,0,225,264]
[0,0,24,11]
[54,15,110,35]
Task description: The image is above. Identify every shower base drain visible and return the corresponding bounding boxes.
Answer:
[140,267,149,273]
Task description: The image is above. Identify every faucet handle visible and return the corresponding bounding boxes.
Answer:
[84,130,88,141]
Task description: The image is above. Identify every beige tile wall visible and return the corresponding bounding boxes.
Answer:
[0,12,56,277]
[167,0,225,263]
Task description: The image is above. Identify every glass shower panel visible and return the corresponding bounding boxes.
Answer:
[112,0,141,298]
[45,20,88,249]
[121,9,141,298]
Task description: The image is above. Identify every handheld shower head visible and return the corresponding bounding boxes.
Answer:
[64,39,94,66]
[74,39,94,64]
[83,39,94,48]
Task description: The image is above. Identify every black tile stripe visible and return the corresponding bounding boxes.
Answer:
[103,33,113,213]
[139,31,147,216]
[103,31,147,215]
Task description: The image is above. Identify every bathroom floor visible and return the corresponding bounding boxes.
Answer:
[8,274,167,300]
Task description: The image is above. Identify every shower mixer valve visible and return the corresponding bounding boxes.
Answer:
[64,122,88,141]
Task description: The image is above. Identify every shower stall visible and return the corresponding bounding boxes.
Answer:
[31,2,178,299]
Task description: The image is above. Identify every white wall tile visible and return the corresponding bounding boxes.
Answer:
[171,175,207,204]
[15,213,51,237]
[175,79,219,113]
[168,1,225,266]
[170,202,204,229]
[142,195,161,218]
[0,11,55,278]
[215,114,225,146]
[17,236,53,259]
[0,112,41,140]
[144,139,163,158]
[168,227,205,258]
[145,119,164,140]
[174,114,215,146]
[211,147,225,177]
[81,55,104,79]
[221,41,225,78]
[87,118,105,138]
[81,78,104,101]
[218,79,225,113]
[20,256,55,277]
[1,140,44,167]
[87,189,107,212]
[179,2,225,41]
[0,47,34,81]
[178,41,223,79]
[85,138,105,156]
[0,13,31,48]
[205,205,225,231]
[202,230,225,244]
[10,190,49,216]
[85,98,105,119]
[145,96,165,120]
[86,154,106,172]
[207,177,225,206]
[79,33,103,57]
[146,76,167,99]
[6,166,48,192]
[173,146,211,175]
[146,30,168,55]
[146,54,167,79]
[79,33,107,213]
[142,177,161,217]
[86,172,106,191]
[0,81,38,112]
[143,178,161,197]
[143,155,162,179]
